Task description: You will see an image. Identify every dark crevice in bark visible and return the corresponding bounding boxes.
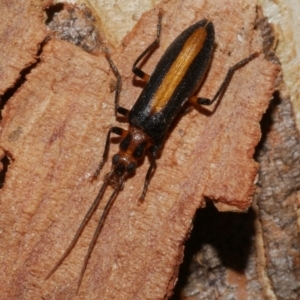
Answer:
[0,38,49,120]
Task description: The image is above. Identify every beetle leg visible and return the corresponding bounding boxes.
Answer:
[138,144,161,202]
[92,126,128,179]
[190,52,259,107]
[132,11,163,83]
[139,155,157,202]
[105,54,130,118]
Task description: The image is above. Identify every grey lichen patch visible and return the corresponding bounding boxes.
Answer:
[46,3,102,53]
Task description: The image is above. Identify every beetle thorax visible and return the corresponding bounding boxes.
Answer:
[110,127,150,182]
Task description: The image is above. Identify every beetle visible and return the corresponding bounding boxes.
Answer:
[46,12,258,291]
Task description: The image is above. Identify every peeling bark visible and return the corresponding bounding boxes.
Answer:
[0,0,279,299]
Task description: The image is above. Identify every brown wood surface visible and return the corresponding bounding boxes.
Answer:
[0,0,279,299]
[0,0,50,94]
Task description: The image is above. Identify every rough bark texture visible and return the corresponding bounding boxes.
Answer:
[0,0,279,299]
[0,0,50,95]
[173,7,300,300]
[173,91,300,300]
[255,91,300,299]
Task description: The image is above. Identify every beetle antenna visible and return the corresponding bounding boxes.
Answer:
[76,179,124,293]
[46,171,114,281]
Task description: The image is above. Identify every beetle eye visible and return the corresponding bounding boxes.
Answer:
[112,154,119,164]
[127,162,136,173]
[115,163,125,176]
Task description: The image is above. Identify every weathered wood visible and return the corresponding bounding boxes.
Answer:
[0,0,50,94]
[0,0,279,299]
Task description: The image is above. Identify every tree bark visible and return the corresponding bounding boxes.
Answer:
[0,0,279,299]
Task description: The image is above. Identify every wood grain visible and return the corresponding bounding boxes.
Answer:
[0,0,279,299]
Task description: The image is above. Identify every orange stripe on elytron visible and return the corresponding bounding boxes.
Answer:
[150,26,208,113]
